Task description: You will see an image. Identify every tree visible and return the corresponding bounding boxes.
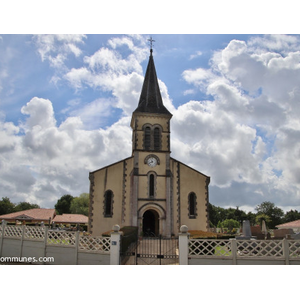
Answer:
[246,211,257,226]
[282,209,300,223]
[70,193,89,216]
[220,219,240,231]
[255,213,271,227]
[14,202,40,212]
[255,201,284,229]
[225,207,247,223]
[0,197,15,215]
[55,194,74,215]
[208,203,227,227]
[208,204,248,227]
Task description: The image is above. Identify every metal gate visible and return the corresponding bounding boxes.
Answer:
[121,234,179,265]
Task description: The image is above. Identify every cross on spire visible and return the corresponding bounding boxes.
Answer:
[148,36,155,54]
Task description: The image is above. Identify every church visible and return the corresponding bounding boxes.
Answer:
[88,47,210,237]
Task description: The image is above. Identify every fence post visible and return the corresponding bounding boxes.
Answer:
[179,225,189,265]
[75,231,80,265]
[230,238,237,265]
[110,224,121,265]
[20,225,26,258]
[282,238,289,265]
[0,220,6,257]
[43,226,48,264]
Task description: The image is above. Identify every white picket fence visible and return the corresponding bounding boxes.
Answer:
[187,238,300,265]
[3,224,300,265]
[0,224,110,265]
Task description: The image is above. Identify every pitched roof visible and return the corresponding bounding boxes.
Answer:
[170,157,210,180]
[276,219,300,229]
[0,208,56,221]
[133,50,172,116]
[53,214,88,224]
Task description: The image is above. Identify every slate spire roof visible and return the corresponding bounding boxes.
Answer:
[134,50,172,115]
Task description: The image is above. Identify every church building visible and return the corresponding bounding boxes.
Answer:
[88,48,210,237]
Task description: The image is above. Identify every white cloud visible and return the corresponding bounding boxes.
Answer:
[182,68,216,88]
[33,34,86,62]
[69,98,113,129]
[248,35,300,52]
[64,67,92,90]
[179,34,300,208]
[189,51,203,60]
[0,96,132,207]
[21,97,56,129]
[64,36,153,116]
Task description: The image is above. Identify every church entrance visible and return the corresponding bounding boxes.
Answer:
[142,209,159,236]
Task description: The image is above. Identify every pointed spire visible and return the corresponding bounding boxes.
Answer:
[133,49,172,115]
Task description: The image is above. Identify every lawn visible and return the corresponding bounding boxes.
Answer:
[215,245,232,256]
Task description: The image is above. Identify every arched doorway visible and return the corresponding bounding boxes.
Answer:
[142,209,159,236]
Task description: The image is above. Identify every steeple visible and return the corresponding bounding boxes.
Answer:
[133,50,172,116]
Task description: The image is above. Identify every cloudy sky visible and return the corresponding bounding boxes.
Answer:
[1,33,300,213]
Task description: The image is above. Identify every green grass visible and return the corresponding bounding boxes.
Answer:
[215,246,232,256]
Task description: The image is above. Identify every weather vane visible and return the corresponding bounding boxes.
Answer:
[148,36,155,52]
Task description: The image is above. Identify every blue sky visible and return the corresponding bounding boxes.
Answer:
[1,33,300,214]
[2,34,255,128]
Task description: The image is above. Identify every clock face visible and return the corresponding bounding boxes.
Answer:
[147,157,157,167]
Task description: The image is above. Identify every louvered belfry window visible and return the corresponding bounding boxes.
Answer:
[154,127,160,150]
[144,125,161,151]
[144,126,151,150]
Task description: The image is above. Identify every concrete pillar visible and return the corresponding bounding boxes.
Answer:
[0,220,6,257]
[43,226,48,264]
[110,224,122,265]
[20,225,25,257]
[179,225,189,265]
[74,231,80,265]
[230,238,237,265]
[282,238,290,265]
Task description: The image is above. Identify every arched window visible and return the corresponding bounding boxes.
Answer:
[104,190,113,217]
[144,126,151,150]
[149,174,155,197]
[188,192,197,218]
[148,172,156,198]
[153,127,161,150]
[143,124,162,151]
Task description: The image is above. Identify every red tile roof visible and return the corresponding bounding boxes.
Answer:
[277,219,300,229]
[0,208,56,221]
[53,214,88,224]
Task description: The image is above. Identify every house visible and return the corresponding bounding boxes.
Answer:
[276,219,300,233]
[52,214,88,226]
[89,48,210,237]
[0,209,88,228]
[0,208,56,225]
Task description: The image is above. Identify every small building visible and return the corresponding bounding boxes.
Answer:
[0,209,88,229]
[52,214,88,226]
[0,208,56,225]
[276,219,300,233]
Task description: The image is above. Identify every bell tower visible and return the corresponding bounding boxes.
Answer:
[129,46,174,236]
[130,47,172,154]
